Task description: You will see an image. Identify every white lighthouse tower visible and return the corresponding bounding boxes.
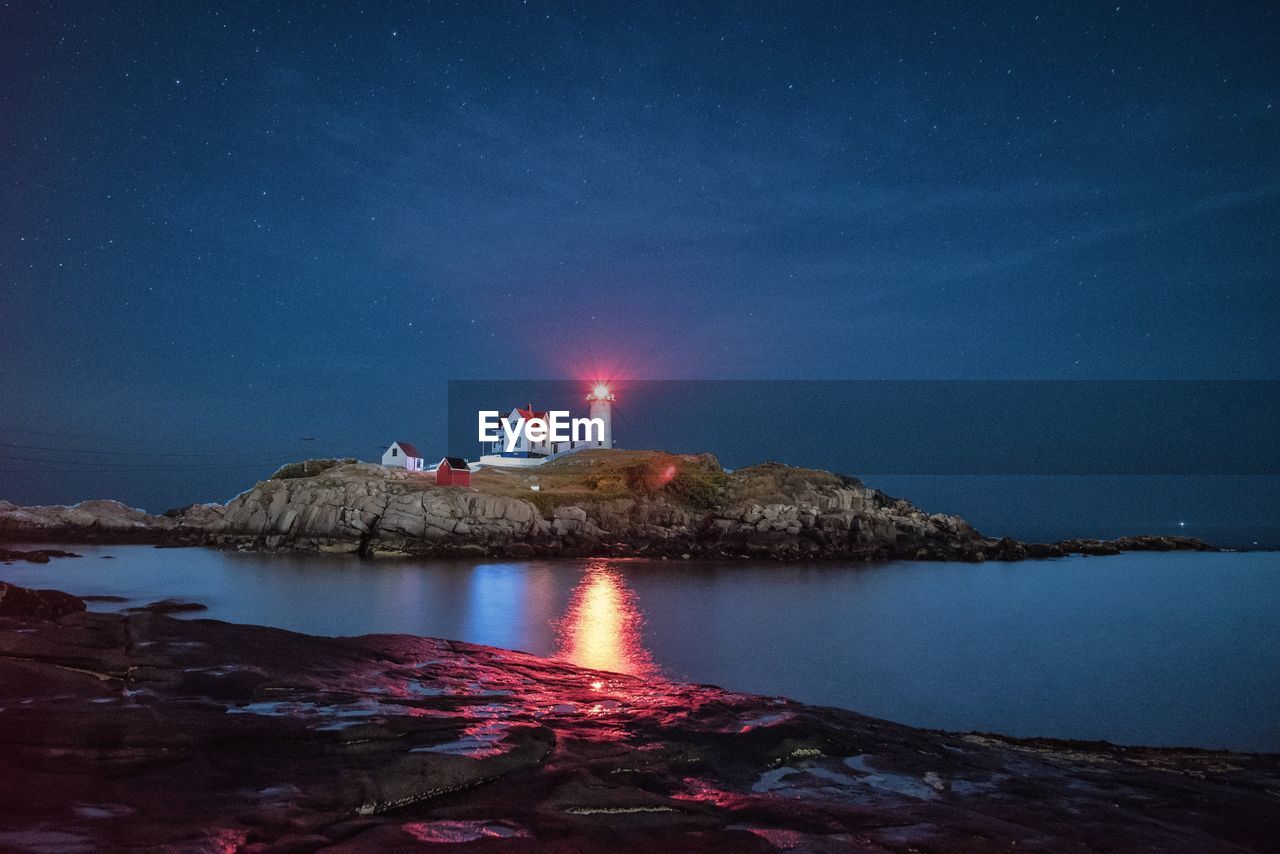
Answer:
[586,383,614,449]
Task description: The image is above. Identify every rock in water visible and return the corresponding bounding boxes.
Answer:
[123,599,208,615]
[0,582,86,620]
[0,548,81,564]
[0,452,1216,561]
[202,453,1014,560]
[205,453,1215,561]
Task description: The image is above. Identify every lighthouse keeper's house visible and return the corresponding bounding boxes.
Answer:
[476,385,614,468]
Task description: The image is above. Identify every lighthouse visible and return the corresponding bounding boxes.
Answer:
[586,383,615,449]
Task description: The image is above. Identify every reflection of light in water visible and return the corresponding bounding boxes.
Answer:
[556,561,657,677]
[462,564,528,651]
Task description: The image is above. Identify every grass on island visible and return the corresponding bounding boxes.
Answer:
[269,458,360,480]
[268,449,860,514]
[467,449,856,512]
[467,449,730,512]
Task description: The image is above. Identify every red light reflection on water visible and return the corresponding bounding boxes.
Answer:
[555,561,658,678]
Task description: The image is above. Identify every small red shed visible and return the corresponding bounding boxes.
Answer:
[435,457,471,487]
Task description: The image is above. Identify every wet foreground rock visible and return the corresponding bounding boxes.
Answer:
[0,582,1275,852]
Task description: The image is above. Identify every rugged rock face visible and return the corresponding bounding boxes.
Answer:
[2,452,1213,561]
[0,499,222,545]
[203,453,1212,561]
[199,459,970,559]
[0,582,1274,851]
[202,462,541,556]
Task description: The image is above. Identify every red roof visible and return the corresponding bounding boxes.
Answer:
[395,441,422,458]
[515,404,547,421]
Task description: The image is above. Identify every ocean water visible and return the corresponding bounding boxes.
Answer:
[4,546,1278,752]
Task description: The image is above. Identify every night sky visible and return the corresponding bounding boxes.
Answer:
[2,2,1277,532]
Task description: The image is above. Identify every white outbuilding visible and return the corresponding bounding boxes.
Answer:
[381,441,425,471]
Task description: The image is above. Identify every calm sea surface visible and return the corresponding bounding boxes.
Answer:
[4,546,1278,752]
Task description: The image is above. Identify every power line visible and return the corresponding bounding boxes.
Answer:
[0,441,325,459]
[0,468,270,473]
[0,424,130,440]
[0,454,298,470]
[0,468,280,473]
[0,464,282,470]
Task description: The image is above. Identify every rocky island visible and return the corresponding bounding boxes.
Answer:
[1,580,1275,851]
[1,450,1210,562]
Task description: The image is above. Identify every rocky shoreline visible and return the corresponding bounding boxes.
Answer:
[0,499,217,546]
[0,579,1275,851]
[1,451,1213,562]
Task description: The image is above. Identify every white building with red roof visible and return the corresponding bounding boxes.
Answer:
[381,440,425,471]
